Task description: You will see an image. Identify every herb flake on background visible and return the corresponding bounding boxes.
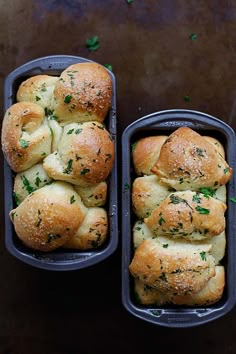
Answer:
[86,36,100,51]
[104,64,113,71]
[189,33,197,41]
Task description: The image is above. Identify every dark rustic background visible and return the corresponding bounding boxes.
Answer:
[0,1,236,353]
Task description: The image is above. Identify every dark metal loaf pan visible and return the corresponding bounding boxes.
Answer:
[122,110,236,327]
[3,55,118,271]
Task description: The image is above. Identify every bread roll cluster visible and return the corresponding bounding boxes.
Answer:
[2,63,114,252]
[130,127,233,306]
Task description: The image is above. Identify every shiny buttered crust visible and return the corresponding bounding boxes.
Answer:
[52,63,112,124]
[129,239,216,296]
[144,191,226,240]
[64,207,108,250]
[16,75,59,110]
[14,163,52,204]
[132,136,168,176]
[151,127,233,190]
[1,102,52,172]
[132,175,170,218]
[10,182,88,252]
[135,266,225,306]
[43,121,114,187]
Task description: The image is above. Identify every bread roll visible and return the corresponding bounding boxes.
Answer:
[151,127,233,190]
[14,163,52,204]
[1,102,52,172]
[129,239,216,296]
[132,175,170,218]
[204,136,225,159]
[64,207,108,250]
[132,136,168,176]
[16,75,59,110]
[74,181,107,207]
[10,181,87,252]
[43,121,114,187]
[51,63,112,125]
[135,266,224,306]
[144,191,226,240]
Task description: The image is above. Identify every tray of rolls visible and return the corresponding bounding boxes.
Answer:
[2,55,118,270]
[122,109,236,327]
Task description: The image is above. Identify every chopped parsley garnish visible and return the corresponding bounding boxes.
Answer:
[158,216,165,225]
[127,0,133,4]
[86,36,100,51]
[199,187,215,198]
[196,147,205,157]
[131,142,137,154]
[75,129,82,134]
[192,193,201,203]
[13,192,20,206]
[162,244,169,248]
[50,127,53,137]
[35,176,41,187]
[224,167,229,174]
[104,64,112,71]
[230,197,236,203]
[19,139,29,149]
[67,129,74,135]
[22,175,35,194]
[80,168,90,175]
[124,183,130,190]
[35,96,41,101]
[200,251,207,261]
[41,152,47,156]
[195,206,210,215]
[168,194,192,209]
[184,95,190,102]
[64,95,72,104]
[64,159,73,174]
[70,195,76,204]
[189,33,197,41]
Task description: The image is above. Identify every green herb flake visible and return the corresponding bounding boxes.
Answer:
[35,96,41,101]
[192,193,201,203]
[189,33,197,41]
[86,36,100,51]
[199,187,215,198]
[11,212,16,221]
[224,167,229,174]
[19,139,29,149]
[13,192,20,206]
[200,251,207,261]
[158,216,165,225]
[75,129,82,134]
[124,183,130,191]
[162,244,169,248]
[50,127,53,137]
[104,64,113,71]
[196,147,205,157]
[230,197,236,203]
[22,175,35,194]
[67,129,74,135]
[35,176,41,187]
[64,159,73,174]
[80,168,90,175]
[70,195,76,204]
[64,95,72,104]
[131,142,137,154]
[195,206,210,215]
[41,152,47,157]
[184,95,190,102]
[127,0,133,4]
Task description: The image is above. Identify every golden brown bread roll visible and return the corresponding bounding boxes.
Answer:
[13,163,52,204]
[132,175,170,218]
[43,121,114,187]
[144,191,226,240]
[133,220,226,264]
[10,181,88,252]
[64,207,108,250]
[129,239,216,296]
[204,136,225,159]
[16,75,59,110]
[132,136,168,176]
[151,127,233,190]
[135,266,224,306]
[1,102,52,172]
[51,63,112,125]
[74,181,107,207]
